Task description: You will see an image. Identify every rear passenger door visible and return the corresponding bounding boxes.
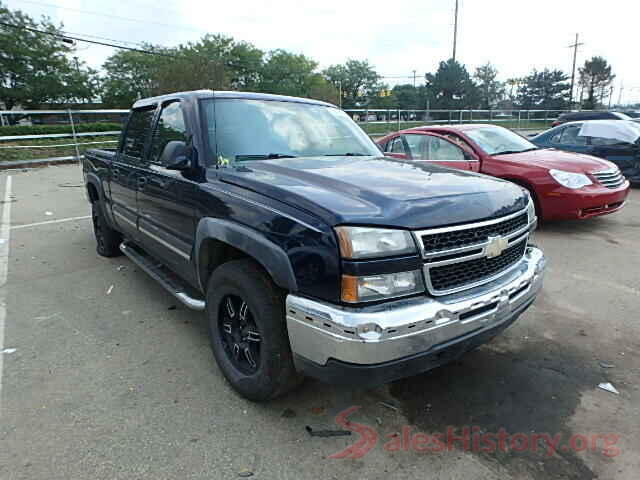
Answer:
[137,100,198,278]
[111,106,156,239]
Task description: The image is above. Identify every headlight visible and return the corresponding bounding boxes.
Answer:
[335,226,416,259]
[341,270,424,303]
[549,169,592,189]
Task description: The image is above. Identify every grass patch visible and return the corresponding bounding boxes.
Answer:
[0,135,118,162]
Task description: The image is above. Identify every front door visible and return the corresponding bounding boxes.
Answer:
[110,106,157,239]
[137,100,198,281]
[589,137,639,178]
[549,124,591,155]
[403,133,475,170]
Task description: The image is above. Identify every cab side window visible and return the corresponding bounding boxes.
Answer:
[149,101,188,166]
[122,107,156,161]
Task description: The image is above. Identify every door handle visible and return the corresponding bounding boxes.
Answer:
[138,177,147,187]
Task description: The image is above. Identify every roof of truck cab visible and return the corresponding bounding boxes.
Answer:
[132,90,336,109]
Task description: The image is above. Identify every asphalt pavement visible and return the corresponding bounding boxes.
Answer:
[0,165,638,480]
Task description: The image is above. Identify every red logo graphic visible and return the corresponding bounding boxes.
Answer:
[329,406,378,459]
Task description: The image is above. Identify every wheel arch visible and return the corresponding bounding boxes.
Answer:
[195,218,298,294]
[85,172,104,204]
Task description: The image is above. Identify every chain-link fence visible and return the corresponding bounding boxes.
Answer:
[343,108,570,137]
[0,107,603,164]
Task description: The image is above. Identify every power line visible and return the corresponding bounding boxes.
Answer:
[15,0,209,35]
[0,21,178,57]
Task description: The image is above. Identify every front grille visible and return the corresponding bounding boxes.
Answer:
[593,169,625,189]
[421,212,528,254]
[429,240,527,292]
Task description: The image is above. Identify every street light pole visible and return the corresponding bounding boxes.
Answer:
[568,33,584,108]
[452,0,459,61]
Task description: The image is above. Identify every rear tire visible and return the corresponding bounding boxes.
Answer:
[92,201,122,257]
[206,259,302,401]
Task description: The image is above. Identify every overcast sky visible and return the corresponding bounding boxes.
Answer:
[8,0,640,104]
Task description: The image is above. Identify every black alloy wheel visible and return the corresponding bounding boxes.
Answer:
[219,294,261,375]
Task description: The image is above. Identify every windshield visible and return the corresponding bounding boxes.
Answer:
[202,98,381,163]
[465,126,537,155]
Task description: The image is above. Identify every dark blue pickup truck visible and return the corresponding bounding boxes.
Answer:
[83,90,546,401]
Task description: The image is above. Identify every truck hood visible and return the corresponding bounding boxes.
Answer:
[218,156,528,229]
[495,149,616,173]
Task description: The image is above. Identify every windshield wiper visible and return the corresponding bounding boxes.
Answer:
[322,152,369,156]
[492,149,528,156]
[235,153,297,160]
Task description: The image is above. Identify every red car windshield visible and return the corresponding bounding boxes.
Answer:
[465,126,538,156]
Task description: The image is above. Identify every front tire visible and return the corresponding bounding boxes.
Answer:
[92,201,122,257]
[206,259,302,401]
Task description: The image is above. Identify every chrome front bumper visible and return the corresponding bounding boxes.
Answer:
[286,246,546,368]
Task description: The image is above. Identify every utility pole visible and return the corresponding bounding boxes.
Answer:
[412,70,417,88]
[452,0,459,61]
[337,80,342,109]
[608,86,614,109]
[617,82,624,106]
[568,33,584,108]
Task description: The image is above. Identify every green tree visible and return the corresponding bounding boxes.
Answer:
[258,49,318,97]
[579,56,615,109]
[186,34,263,91]
[517,69,570,110]
[474,62,504,109]
[323,60,381,108]
[304,74,338,104]
[0,2,97,110]
[101,47,168,107]
[392,84,420,110]
[425,59,479,109]
[154,45,226,96]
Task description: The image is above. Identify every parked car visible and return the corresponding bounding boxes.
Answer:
[531,120,640,184]
[377,124,630,221]
[551,111,632,127]
[82,91,545,401]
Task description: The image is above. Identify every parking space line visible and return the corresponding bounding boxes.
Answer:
[11,215,91,230]
[0,176,12,415]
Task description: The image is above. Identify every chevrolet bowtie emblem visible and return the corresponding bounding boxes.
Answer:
[486,235,509,258]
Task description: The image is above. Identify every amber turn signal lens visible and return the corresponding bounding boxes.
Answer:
[335,228,354,258]
[341,274,359,303]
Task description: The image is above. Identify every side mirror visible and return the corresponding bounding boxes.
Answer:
[462,148,479,161]
[160,140,190,170]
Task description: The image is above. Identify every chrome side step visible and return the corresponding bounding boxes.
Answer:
[120,242,205,311]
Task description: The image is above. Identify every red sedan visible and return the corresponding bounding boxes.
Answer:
[377,124,630,221]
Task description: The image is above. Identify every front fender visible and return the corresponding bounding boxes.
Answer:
[195,218,298,293]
